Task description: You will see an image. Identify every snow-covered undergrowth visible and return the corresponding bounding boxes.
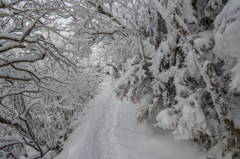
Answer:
[54,80,230,159]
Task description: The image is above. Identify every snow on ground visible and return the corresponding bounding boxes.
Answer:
[55,81,206,159]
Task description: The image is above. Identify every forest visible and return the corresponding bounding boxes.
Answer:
[1,0,240,159]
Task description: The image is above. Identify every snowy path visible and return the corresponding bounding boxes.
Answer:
[55,81,203,159]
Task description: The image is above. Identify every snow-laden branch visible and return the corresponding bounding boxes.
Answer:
[0,88,40,99]
[0,42,26,53]
[0,54,45,67]
[0,72,31,81]
[0,141,22,150]
[20,10,48,42]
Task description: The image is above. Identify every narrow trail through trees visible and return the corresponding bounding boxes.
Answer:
[55,81,204,159]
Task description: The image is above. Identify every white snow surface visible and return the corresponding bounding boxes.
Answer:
[55,81,206,159]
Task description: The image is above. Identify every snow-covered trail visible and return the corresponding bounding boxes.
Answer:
[55,81,203,159]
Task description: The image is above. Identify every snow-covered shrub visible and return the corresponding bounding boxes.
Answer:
[115,0,240,157]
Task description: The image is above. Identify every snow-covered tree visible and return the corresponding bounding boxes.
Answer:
[0,0,102,158]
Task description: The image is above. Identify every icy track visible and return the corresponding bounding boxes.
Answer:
[55,81,204,159]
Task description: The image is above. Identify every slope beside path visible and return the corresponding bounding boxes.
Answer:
[55,81,204,159]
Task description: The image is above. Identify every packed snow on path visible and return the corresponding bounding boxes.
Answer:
[55,81,207,159]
